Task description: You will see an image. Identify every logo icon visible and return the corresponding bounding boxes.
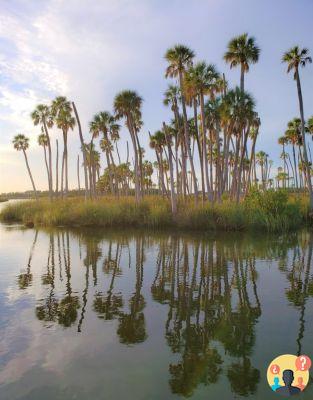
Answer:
[267,354,311,396]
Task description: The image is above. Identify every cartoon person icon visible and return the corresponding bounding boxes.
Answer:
[272,377,282,391]
[296,377,305,392]
[275,369,301,396]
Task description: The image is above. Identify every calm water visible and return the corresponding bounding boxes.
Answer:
[0,215,313,399]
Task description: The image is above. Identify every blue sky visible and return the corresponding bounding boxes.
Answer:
[1,0,313,192]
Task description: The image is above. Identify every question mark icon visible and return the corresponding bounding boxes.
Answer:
[296,355,312,371]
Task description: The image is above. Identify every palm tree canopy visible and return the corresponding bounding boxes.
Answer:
[220,87,256,126]
[56,109,76,132]
[114,90,143,122]
[31,104,53,128]
[282,46,312,78]
[163,84,181,107]
[90,111,114,138]
[165,45,195,78]
[224,33,260,72]
[307,116,313,134]
[285,118,303,145]
[38,133,48,146]
[184,61,220,98]
[51,96,72,118]
[13,134,29,151]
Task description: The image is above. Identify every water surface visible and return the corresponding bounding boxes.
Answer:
[0,217,313,399]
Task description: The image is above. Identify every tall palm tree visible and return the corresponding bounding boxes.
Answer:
[163,85,184,197]
[13,134,37,199]
[90,111,118,194]
[38,132,50,189]
[72,102,89,199]
[31,104,53,199]
[165,45,199,201]
[285,118,303,190]
[224,33,260,92]
[278,136,289,188]
[184,61,220,202]
[51,97,75,197]
[114,90,143,203]
[283,46,313,207]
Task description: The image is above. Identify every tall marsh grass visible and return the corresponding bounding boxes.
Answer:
[0,191,310,232]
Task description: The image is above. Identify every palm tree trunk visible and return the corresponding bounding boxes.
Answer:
[72,102,89,199]
[178,70,198,201]
[240,63,245,92]
[127,115,140,203]
[200,93,212,202]
[61,151,65,197]
[23,149,38,199]
[56,139,59,196]
[163,122,177,214]
[64,130,68,197]
[295,68,313,208]
[43,146,50,192]
[77,154,81,191]
[292,145,298,189]
[43,121,53,200]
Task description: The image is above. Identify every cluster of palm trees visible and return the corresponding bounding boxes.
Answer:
[12,35,313,211]
[277,115,313,189]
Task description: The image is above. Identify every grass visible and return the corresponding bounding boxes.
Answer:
[0,190,311,232]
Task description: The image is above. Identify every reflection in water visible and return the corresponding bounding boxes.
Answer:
[11,229,313,398]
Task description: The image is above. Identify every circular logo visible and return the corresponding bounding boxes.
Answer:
[267,354,311,396]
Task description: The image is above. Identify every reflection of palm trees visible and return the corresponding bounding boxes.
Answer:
[283,233,313,355]
[152,236,262,397]
[117,237,147,344]
[36,231,80,327]
[18,230,38,289]
[93,241,123,320]
[36,234,59,322]
[58,232,80,328]
[77,236,102,332]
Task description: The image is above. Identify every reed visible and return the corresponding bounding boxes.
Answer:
[0,191,309,232]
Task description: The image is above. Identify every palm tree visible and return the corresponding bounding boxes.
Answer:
[285,118,303,190]
[91,111,118,195]
[31,104,53,199]
[224,33,260,92]
[165,45,199,201]
[278,136,289,188]
[163,122,177,214]
[13,134,37,199]
[38,132,50,189]
[149,130,167,196]
[51,97,75,197]
[114,90,143,203]
[184,61,220,202]
[72,102,89,199]
[283,46,313,208]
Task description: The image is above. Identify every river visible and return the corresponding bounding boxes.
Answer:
[0,201,313,399]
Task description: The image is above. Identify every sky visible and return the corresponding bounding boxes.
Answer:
[0,0,313,193]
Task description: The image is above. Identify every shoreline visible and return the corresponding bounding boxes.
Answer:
[0,194,310,232]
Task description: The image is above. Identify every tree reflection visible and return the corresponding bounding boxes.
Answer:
[78,235,102,332]
[152,236,261,397]
[36,231,80,327]
[22,228,313,397]
[17,230,38,289]
[117,237,147,344]
[93,241,123,320]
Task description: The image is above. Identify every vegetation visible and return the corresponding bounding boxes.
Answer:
[10,34,313,221]
[0,191,309,232]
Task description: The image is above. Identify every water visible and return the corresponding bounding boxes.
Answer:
[0,212,313,399]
